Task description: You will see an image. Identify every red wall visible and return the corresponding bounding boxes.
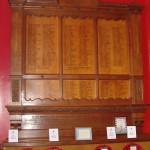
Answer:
[0,0,150,144]
[141,0,150,133]
[0,0,11,144]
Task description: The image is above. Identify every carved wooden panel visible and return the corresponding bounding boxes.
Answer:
[134,79,143,104]
[11,78,20,103]
[25,80,60,100]
[99,80,130,99]
[98,19,129,74]
[62,17,95,74]
[25,16,59,74]
[21,113,117,129]
[63,80,96,99]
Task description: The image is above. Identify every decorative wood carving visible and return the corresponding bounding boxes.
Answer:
[11,79,20,102]
[135,79,143,103]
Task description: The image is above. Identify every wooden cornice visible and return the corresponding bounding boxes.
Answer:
[8,0,144,13]
[8,0,59,6]
[98,2,144,13]
[6,104,149,114]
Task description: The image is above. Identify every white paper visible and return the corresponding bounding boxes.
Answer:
[78,129,90,139]
[130,146,137,150]
[49,128,59,141]
[127,126,137,138]
[106,127,116,139]
[8,129,18,142]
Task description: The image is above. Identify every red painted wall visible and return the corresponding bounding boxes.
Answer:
[0,0,150,144]
[141,0,150,133]
[0,0,11,144]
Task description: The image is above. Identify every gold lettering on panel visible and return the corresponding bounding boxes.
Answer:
[26,16,59,74]
[98,19,129,74]
[63,17,95,74]
[25,80,60,100]
[99,80,130,99]
[63,80,96,99]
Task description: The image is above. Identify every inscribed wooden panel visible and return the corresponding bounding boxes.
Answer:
[25,16,59,74]
[25,80,60,100]
[63,80,96,99]
[99,80,130,99]
[98,19,129,74]
[63,17,95,74]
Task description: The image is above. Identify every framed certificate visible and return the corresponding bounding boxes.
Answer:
[75,127,92,140]
[115,117,127,134]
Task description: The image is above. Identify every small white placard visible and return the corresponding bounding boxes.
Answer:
[130,146,137,150]
[127,126,137,138]
[8,129,18,142]
[101,148,108,150]
[49,128,59,141]
[106,127,116,139]
[75,127,92,140]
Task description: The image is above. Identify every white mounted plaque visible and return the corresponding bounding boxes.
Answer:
[8,129,18,142]
[127,126,137,138]
[49,128,59,141]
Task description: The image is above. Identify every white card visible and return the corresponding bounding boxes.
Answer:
[101,148,108,150]
[106,127,116,139]
[127,126,137,138]
[49,128,59,141]
[130,146,137,150]
[8,129,18,142]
